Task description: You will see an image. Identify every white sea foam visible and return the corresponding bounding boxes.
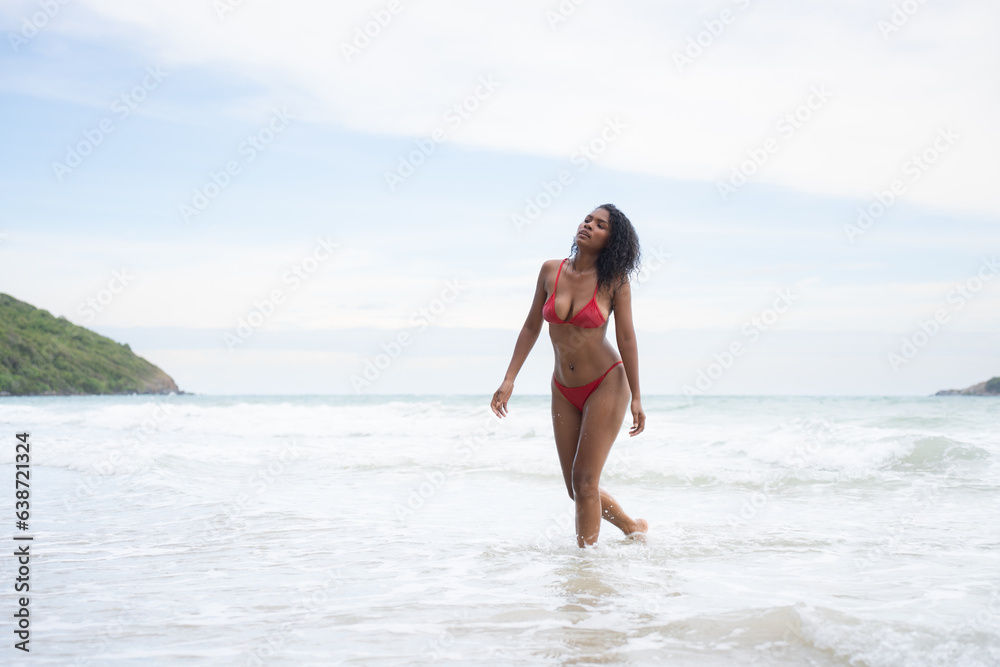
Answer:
[0,394,997,665]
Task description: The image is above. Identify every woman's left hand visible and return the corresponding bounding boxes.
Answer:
[628,398,645,436]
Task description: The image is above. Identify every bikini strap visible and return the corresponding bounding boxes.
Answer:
[553,258,566,293]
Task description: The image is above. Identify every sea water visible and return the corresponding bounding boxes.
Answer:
[0,394,998,665]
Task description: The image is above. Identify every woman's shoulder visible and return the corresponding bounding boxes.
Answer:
[535,259,566,288]
[538,258,565,274]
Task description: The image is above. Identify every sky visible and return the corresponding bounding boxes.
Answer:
[0,0,998,396]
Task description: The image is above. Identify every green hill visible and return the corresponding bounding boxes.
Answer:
[0,293,180,396]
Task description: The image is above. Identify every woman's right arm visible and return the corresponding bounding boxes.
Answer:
[491,261,552,417]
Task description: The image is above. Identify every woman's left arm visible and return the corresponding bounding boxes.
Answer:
[613,280,645,436]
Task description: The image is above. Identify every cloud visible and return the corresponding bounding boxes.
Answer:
[10,0,998,214]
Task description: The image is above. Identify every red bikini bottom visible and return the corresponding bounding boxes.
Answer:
[553,360,624,412]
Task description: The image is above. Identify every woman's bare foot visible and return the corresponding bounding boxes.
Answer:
[626,518,648,542]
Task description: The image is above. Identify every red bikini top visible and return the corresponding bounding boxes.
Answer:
[541,259,608,328]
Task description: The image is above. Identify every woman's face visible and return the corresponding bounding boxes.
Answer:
[576,208,612,251]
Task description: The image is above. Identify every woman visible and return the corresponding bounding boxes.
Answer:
[491,204,647,548]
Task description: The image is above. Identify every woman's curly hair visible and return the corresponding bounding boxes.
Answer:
[569,203,641,314]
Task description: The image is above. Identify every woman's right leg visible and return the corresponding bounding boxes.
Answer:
[551,376,582,500]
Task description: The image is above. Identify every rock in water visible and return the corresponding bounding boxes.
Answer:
[934,377,1000,396]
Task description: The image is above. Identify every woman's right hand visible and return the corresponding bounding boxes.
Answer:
[491,379,514,418]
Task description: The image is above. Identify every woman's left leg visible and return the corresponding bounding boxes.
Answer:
[572,363,633,547]
[599,488,645,537]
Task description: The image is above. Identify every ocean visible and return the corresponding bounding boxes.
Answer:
[1,394,998,665]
